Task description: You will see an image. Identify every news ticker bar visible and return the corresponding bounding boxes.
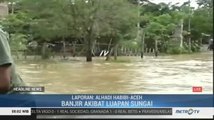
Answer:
[31,108,172,115]
[0,108,213,118]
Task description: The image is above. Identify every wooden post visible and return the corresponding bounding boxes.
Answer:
[41,42,47,59]
[62,41,66,59]
[91,39,96,57]
[141,29,145,58]
[113,43,118,60]
[155,39,158,57]
[72,42,76,57]
[106,38,112,61]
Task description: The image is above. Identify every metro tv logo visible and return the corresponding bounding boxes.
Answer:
[175,109,200,115]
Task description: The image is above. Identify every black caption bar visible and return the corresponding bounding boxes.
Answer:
[13,86,45,92]
[32,108,172,115]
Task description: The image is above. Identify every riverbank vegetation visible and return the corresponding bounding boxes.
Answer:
[0,0,213,62]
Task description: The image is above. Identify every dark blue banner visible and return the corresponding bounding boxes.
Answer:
[0,94,213,107]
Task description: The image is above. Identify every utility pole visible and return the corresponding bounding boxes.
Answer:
[188,0,191,53]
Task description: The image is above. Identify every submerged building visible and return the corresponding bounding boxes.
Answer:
[0,3,8,19]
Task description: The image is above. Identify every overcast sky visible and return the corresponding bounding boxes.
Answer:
[150,0,198,8]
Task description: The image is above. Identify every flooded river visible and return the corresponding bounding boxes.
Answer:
[16,52,213,94]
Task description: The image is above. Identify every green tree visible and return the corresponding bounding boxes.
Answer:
[9,33,27,59]
[69,0,137,61]
[191,0,213,43]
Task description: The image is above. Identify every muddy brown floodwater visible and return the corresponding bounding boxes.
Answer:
[16,52,213,94]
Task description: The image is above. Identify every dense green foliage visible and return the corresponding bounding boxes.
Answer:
[0,0,213,60]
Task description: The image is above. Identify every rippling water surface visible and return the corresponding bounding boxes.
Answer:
[16,52,213,94]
